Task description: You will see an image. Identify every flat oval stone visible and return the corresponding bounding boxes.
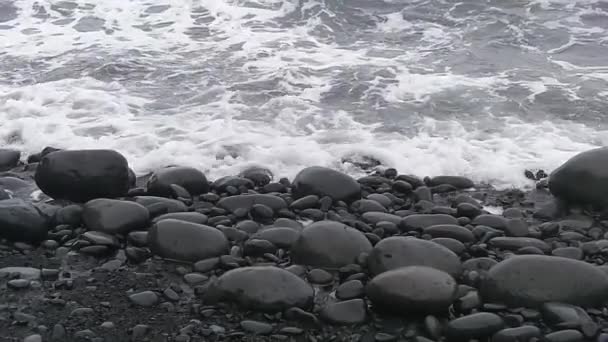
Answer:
[480,255,608,307]
[134,196,187,213]
[367,194,392,207]
[428,176,474,189]
[352,199,387,213]
[291,221,372,268]
[432,238,466,255]
[367,266,457,314]
[446,312,504,341]
[336,280,364,300]
[254,228,299,248]
[292,166,361,203]
[362,212,402,225]
[472,214,508,229]
[217,194,287,214]
[82,231,119,247]
[488,237,550,253]
[401,214,458,231]
[543,330,584,342]
[148,219,229,262]
[552,247,583,260]
[152,212,208,225]
[204,266,313,312]
[320,299,367,325]
[83,199,150,235]
[491,326,541,342]
[424,224,474,242]
[367,236,461,277]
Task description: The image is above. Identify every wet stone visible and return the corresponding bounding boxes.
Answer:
[543,330,583,342]
[336,280,364,300]
[240,320,273,335]
[7,279,30,289]
[129,291,158,307]
[320,299,367,325]
[552,247,583,260]
[445,312,505,341]
[308,269,333,284]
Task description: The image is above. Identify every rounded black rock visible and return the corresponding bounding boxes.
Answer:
[204,266,313,312]
[0,199,48,243]
[147,166,209,197]
[292,166,361,203]
[445,312,504,341]
[367,266,457,315]
[35,149,130,202]
[291,220,372,268]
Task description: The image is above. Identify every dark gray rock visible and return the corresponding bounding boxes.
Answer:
[243,239,277,256]
[217,194,287,214]
[204,266,313,312]
[445,312,504,341]
[292,220,372,268]
[336,280,364,300]
[367,266,457,314]
[54,204,83,227]
[129,291,158,307]
[253,228,299,248]
[362,212,402,225]
[152,212,207,225]
[366,194,392,207]
[0,149,20,171]
[472,214,507,230]
[504,219,528,237]
[543,330,583,342]
[134,196,187,213]
[432,238,466,255]
[147,166,209,197]
[82,231,119,247]
[148,219,229,262]
[352,199,387,213]
[83,199,149,235]
[541,302,596,333]
[213,176,254,192]
[488,237,550,253]
[414,186,432,202]
[552,247,583,260]
[423,224,474,243]
[236,220,261,234]
[392,180,412,193]
[456,203,482,218]
[401,214,458,231]
[428,176,474,189]
[290,195,319,210]
[0,199,48,242]
[240,320,273,335]
[320,299,367,325]
[480,255,608,307]
[193,257,220,273]
[491,326,541,342]
[549,147,608,207]
[251,204,274,220]
[239,167,273,186]
[35,149,130,202]
[308,269,333,284]
[367,236,461,277]
[292,166,361,202]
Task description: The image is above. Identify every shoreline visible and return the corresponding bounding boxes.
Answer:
[0,147,603,342]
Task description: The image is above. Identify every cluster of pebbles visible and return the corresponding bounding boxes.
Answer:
[2,147,608,341]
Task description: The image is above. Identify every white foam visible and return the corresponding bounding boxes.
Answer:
[0,0,607,192]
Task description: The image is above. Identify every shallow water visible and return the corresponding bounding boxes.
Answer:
[1,0,607,188]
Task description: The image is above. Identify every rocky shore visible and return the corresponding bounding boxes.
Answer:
[2,147,608,342]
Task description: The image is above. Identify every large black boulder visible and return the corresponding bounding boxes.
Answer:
[292,166,361,202]
[34,149,130,202]
[146,166,209,197]
[0,199,48,242]
[549,147,608,207]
